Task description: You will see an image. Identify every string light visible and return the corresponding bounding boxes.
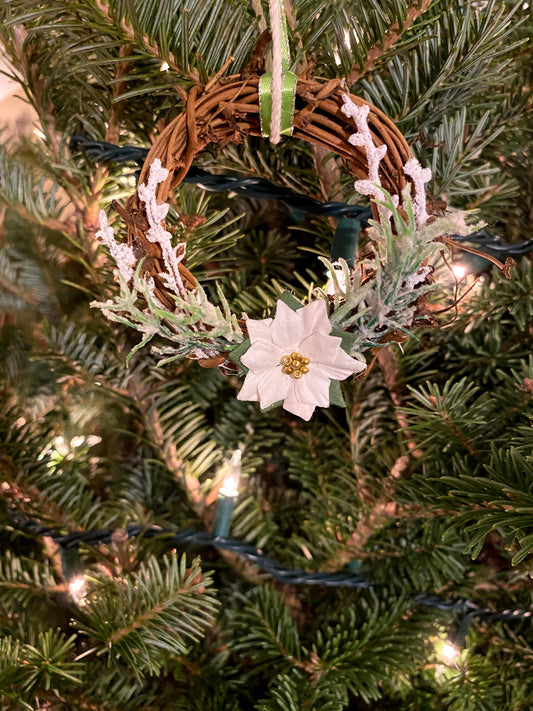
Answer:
[213,449,242,537]
[68,575,87,605]
[441,641,461,664]
[452,264,467,280]
[10,508,533,630]
[52,436,69,457]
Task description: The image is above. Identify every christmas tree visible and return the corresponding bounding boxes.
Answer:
[1,0,532,709]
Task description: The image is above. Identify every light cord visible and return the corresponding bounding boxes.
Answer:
[9,509,532,625]
[69,135,533,258]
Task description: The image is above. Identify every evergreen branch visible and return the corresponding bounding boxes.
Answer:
[231,587,302,669]
[0,552,58,609]
[98,0,259,79]
[376,347,422,458]
[131,378,207,512]
[75,553,219,677]
[94,0,183,74]
[359,0,524,136]
[0,411,121,533]
[313,599,430,702]
[402,378,494,461]
[0,247,50,315]
[438,447,533,563]
[0,147,76,236]
[41,322,144,393]
[282,421,363,567]
[0,631,83,708]
[347,0,433,86]
[360,517,467,592]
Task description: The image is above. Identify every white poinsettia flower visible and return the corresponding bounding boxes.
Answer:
[237,299,366,421]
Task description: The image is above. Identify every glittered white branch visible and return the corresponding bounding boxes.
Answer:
[341,95,434,231]
[403,158,432,228]
[137,158,188,299]
[341,95,398,224]
[96,211,136,284]
[341,97,386,187]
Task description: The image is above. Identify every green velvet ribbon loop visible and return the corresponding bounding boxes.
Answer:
[259,0,296,138]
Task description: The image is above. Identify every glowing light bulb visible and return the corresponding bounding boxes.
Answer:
[214,449,242,537]
[220,449,241,497]
[441,642,461,664]
[69,575,87,604]
[452,264,467,280]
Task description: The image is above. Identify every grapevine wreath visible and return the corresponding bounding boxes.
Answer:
[94,73,461,421]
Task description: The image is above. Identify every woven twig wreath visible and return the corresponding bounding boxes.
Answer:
[97,73,446,420]
[121,75,412,311]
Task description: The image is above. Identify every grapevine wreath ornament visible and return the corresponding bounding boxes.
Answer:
[94,72,459,421]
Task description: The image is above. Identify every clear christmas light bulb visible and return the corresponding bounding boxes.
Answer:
[441,641,461,664]
[214,449,242,537]
[69,575,87,604]
[452,264,467,280]
[219,449,241,497]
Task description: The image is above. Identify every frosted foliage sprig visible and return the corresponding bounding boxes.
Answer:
[92,264,245,363]
[93,162,244,360]
[323,187,456,355]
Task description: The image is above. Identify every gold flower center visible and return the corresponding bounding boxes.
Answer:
[281,352,310,379]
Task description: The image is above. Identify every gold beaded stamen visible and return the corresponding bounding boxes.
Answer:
[281,352,310,380]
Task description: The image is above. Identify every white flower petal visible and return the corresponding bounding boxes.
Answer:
[257,367,290,409]
[283,384,316,421]
[299,299,331,335]
[241,341,283,373]
[270,301,306,350]
[236,372,261,402]
[247,317,274,344]
[297,371,331,407]
[323,346,366,380]
[300,331,341,363]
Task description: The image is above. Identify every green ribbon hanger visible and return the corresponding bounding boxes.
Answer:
[259,0,297,139]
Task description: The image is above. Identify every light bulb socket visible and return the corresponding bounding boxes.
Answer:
[213,494,237,538]
[60,544,82,580]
